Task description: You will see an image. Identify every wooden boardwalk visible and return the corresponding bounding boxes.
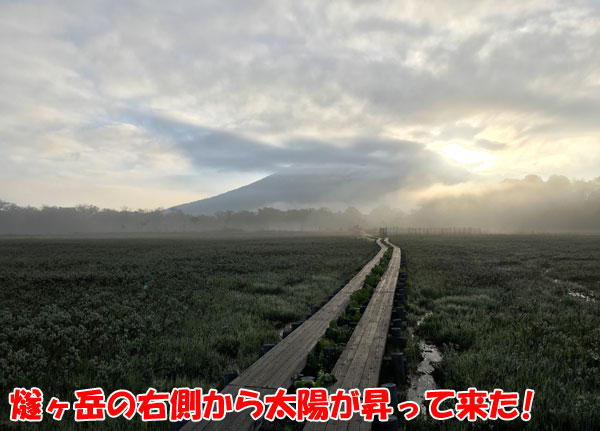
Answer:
[182,239,387,431]
[304,242,401,431]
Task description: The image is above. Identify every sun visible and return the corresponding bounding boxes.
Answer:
[443,144,495,170]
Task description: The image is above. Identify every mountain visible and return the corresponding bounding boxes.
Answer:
[170,166,396,215]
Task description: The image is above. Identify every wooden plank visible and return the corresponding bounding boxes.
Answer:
[182,239,388,431]
[304,244,401,431]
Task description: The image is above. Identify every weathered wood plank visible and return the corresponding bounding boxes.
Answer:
[304,244,401,431]
[182,239,387,431]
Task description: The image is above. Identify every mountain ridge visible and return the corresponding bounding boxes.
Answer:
[170,166,395,215]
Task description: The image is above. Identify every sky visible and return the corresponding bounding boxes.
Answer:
[1,0,599,210]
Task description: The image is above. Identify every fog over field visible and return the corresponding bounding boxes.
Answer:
[2,174,599,233]
[1,1,599,233]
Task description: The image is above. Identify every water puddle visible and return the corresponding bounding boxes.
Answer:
[568,290,596,303]
[541,270,597,303]
[407,312,442,411]
[407,341,442,409]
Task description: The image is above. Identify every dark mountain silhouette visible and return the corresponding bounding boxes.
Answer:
[170,166,396,215]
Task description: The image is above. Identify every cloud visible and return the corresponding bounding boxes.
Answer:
[475,139,508,151]
[169,133,470,214]
[118,109,466,177]
[0,0,599,208]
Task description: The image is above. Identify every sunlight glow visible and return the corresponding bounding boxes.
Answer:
[443,144,495,170]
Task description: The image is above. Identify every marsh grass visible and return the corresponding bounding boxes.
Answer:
[0,235,378,429]
[390,234,599,431]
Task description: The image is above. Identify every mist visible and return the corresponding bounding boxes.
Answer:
[2,175,599,235]
[408,175,600,233]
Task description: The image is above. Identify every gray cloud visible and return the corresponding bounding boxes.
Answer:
[117,109,467,181]
[4,1,598,131]
[0,0,599,208]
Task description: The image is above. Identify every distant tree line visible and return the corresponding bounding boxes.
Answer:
[0,202,370,234]
[2,175,599,234]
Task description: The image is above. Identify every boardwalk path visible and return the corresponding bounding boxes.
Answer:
[183,239,387,431]
[304,242,401,431]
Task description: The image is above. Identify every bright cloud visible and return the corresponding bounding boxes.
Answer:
[443,144,495,170]
[0,0,599,209]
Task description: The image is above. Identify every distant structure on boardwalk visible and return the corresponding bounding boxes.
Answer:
[386,226,484,235]
[379,227,388,237]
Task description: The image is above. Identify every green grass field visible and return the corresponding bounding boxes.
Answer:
[2,234,598,430]
[0,235,378,429]
[390,234,599,430]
